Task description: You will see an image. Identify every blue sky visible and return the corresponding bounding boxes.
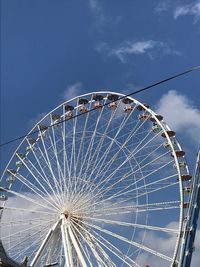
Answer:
[0,0,200,266]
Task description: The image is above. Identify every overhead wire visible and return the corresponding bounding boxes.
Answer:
[0,65,200,149]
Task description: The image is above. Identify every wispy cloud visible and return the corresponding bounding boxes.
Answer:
[155,1,170,12]
[156,90,200,144]
[96,40,181,63]
[88,0,121,30]
[62,82,83,101]
[155,1,200,24]
[174,1,200,22]
[88,0,106,28]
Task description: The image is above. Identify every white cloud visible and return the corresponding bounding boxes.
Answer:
[88,0,106,27]
[88,0,98,10]
[96,40,156,63]
[96,40,181,63]
[62,82,83,101]
[136,222,200,267]
[88,0,121,30]
[156,90,200,143]
[0,193,59,263]
[174,1,200,22]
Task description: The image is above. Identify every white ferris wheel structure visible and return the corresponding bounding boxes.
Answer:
[0,91,194,267]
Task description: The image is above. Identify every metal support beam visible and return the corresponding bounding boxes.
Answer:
[30,220,61,267]
[60,215,73,267]
[68,226,87,267]
[180,149,200,267]
[45,229,60,265]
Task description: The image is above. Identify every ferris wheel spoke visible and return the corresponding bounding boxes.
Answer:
[2,219,53,241]
[87,140,160,183]
[37,129,64,205]
[8,171,49,199]
[100,173,178,203]
[82,217,179,234]
[87,117,145,185]
[131,173,178,193]
[6,223,49,254]
[90,229,141,267]
[136,181,179,198]
[61,105,69,197]
[1,215,54,226]
[61,126,72,197]
[84,108,134,182]
[82,105,120,178]
[72,108,98,199]
[73,166,178,217]
[2,219,54,228]
[90,129,147,185]
[3,188,56,212]
[82,205,180,218]
[11,228,49,261]
[94,130,162,190]
[132,142,164,168]
[2,206,57,215]
[80,102,109,180]
[86,234,116,267]
[91,131,165,196]
[15,157,61,208]
[81,234,111,267]
[90,181,179,213]
[78,102,115,180]
[80,200,180,218]
[34,145,63,206]
[76,144,135,209]
[101,205,180,216]
[83,220,172,262]
[68,101,79,185]
[73,98,92,180]
[99,151,172,198]
[48,127,65,197]
[71,219,115,267]
[99,198,181,212]
[93,116,152,182]
[86,153,172,208]
[74,122,104,196]
[80,104,115,174]
[81,138,132,194]
[72,218,141,267]
[27,144,62,206]
[24,157,62,208]
[129,158,174,186]
[6,172,59,211]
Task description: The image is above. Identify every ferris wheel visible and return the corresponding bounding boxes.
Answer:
[0,91,193,267]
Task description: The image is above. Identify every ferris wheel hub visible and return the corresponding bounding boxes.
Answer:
[63,210,70,219]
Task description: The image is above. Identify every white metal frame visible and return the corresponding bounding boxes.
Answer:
[0,91,190,267]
